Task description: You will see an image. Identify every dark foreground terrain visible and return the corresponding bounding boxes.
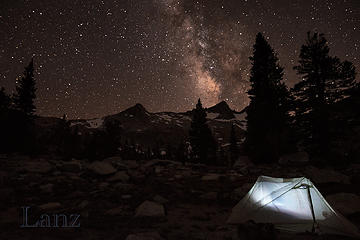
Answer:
[1,154,360,240]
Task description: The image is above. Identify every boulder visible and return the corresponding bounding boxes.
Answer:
[107,171,129,182]
[0,171,8,186]
[347,163,360,175]
[200,192,218,200]
[59,160,82,172]
[155,166,164,175]
[39,183,53,193]
[233,156,251,169]
[39,202,62,211]
[326,193,360,216]
[103,156,122,163]
[14,154,31,162]
[78,200,89,209]
[0,188,14,202]
[143,159,180,168]
[178,169,192,178]
[187,231,206,240]
[105,206,126,216]
[208,226,238,240]
[23,161,52,174]
[135,200,165,218]
[88,161,117,176]
[305,166,350,184]
[228,171,243,181]
[103,156,128,170]
[279,152,309,165]
[191,163,207,171]
[128,170,145,182]
[190,212,210,221]
[122,194,132,199]
[125,232,164,240]
[153,195,169,204]
[114,183,135,192]
[174,174,182,179]
[123,160,139,169]
[98,182,109,189]
[201,173,221,181]
[0,207,18,224]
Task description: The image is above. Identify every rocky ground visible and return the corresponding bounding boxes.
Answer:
[0,154,360,240]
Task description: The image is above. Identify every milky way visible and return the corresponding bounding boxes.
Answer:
[0,0,359,119]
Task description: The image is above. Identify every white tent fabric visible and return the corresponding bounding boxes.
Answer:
[228,176,360,238]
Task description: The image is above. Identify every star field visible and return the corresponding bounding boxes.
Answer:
[0,0,359,119]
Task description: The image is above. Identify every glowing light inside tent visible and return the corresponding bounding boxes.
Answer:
[228,176,360,238]
[248,179,313,220]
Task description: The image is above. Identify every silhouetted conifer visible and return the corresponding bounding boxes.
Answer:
[292,32,357,159]
[176,141,186,164]
[53,114,72,157]
[0,87,12,152]
[13,59,36,117]
[189,98,217,164]
[0,87,10,111]
[229,124,239,167]
[104,119,122,154]
[245,33,291,163]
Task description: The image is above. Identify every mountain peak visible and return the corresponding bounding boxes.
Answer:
[207,101,235,119]
[123,103,148,116]
[216,100,230,109]
[133,103,146,111]
[208,100,231,112]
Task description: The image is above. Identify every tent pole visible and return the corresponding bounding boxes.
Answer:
[307,186,316,233]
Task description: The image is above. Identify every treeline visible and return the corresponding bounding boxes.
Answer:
[244,32,358,166]
[189,32,360,165]
[0,59,37,153]
[189,31,359,166]
[1,31,359,166]
[37,116,190,162]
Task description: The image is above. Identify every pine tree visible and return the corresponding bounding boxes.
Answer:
[104,119,122,154]
[189,98,217,164]
[0,87,12,152]
[245,33,291,163]
[13,59,36,116]
[292,32,357,158]
[176,141,186,165]
[229,124,239,167]
[55,114,71,157]
[0,87,11,111]
[331,60,357,101]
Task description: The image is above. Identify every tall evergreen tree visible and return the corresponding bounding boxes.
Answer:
[176,141,186,165]
[189,98,217,164]
[292,32,357,158]
[0,87,12,152]
[329,59,357,102]
[245,33,291,163]
[13,59,36,116]
[0,87,11,111]
[229,123,239,167]
[54,114,72,157]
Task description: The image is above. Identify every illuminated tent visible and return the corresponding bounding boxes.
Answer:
[228,176,360,237]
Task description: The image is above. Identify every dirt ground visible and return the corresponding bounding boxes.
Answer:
[0,154,359,239]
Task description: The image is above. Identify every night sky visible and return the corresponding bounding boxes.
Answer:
[0,0,359,119]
